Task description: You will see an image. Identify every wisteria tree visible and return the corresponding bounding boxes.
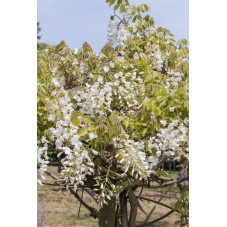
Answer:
[37,0,189,226]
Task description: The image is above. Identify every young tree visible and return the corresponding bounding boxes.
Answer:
[37,2,189,226]
[37,22,41,50]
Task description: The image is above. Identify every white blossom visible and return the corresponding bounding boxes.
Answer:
[89,132,98,140]
[169,107,175,112]
[74,48,79,54]
[103,66,109,72]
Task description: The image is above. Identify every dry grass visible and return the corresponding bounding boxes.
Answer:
[38,167,181,227]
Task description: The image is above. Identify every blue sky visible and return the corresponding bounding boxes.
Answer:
[38,0,189,53]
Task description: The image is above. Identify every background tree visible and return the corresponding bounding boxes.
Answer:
[37,22,41,50]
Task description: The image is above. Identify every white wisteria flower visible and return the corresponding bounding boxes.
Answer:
[48,114,56,122]
[52,78,60,87]
[74,48,79,54]
[169,107,175,112]
[103,66,109,72]
[92,149,99,155]
[172,120,179,126]
[110,62,115,68]
[89,132,98,140]
[98,76,104,84]
[160,120,167,126]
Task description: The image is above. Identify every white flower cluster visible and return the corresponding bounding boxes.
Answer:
[148,119,189,158]
[37,80,98,190]
[149,45,164,71]
[111,70,143,111]
[37,142,49,180]
[73,80,113,116]
[164,71,185,93]
[129,22,138,33]
[60,148,95,191]
[107,20,131,47]
[74,68,144,117]
[114,137,155,180]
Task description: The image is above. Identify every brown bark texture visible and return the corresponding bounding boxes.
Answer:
[99,196,116,227]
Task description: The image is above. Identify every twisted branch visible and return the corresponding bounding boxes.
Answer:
[136,210,175,227]
[45,171,99,219]
[144,176,188,223]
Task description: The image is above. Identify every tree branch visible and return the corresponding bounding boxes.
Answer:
[48,162,62,166]
[135,210,175,227]
[155,156,168,170]
[42,182,60,186]
[144,176,188,223]
[137,196,178,212]
[84,188,98,203]
[69,188,99,219]
[44,171,99,219]
[45,171,58,180]
[141,176,189,189]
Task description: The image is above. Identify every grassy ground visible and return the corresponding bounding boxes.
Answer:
[38,167,181,227]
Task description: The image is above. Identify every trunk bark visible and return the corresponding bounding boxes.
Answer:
[120,190,128,227]
[99,196,116,227]
[177,157,189,193]
[128,188,137,227]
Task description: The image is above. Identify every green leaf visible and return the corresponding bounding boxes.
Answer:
[140,52,147,61]
[145,100,155,111]
[159,100,168,108]
[82,41,93,53]
[151,36,157,45]
[169,38,176,43]
[176,86,185,93]
[184,101,189,109]
[87,125,96,131]
[174,220,181,225]
[101,44,116,58]
[142,70,151,78]
[124,119,130,129]
[142,128,148,136]
[80,112,94,124]
[96,124,108,136]
[50,99,56,105]
[114,2,121,11]
[83,117,94,124]
[79,128,88,137]
[125,0,129,6]
[144,74,153,83]
[162,111,166,119]
[120,4,126,13]
[109,0,116,7]
[132,15,138,23]
[153,70,161,78]
[109,170,121,179]
[143,14,150,22]
[38,86,48,97]
[70,112,81,126]
[137,4,150,13]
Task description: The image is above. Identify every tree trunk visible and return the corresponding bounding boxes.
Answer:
[177,157,189,193]
[120,190,128,227]
[99,196,116,227]
[128,188,137,227]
